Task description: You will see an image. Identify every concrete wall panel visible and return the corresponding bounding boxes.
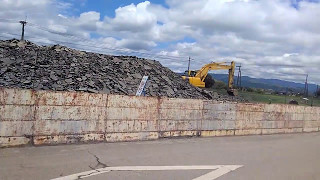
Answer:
[284,128,303,133]
[303,127,319,132]
[264,104,287,112]
[236,111,264,121]
[286,121,304,128]
[107,107,157,121]
[261,121,285,129]
[159,98,202,133]
[35,106,105,121]
[0,105,35,121]
[202,120,235,130]
[160,98,203,110]
[159,120,198,131]
[34,133,105,145]
[203,110,236,121]
[106,95,158,135]
[201,120,221,130]
[292,113,305,121]
[1,88,320,148]
[201,130,235,137]
[0,88,35,105]
[203,101,236,111]
[235,129,262,136]
[236,120,262,129]
[106,132,158,142]
[285,105,305,114]
[160,109,202,121]
[262,128,286,134]
[37,91,107,107]
[237,103,265,112]
[304,113,320,121]
[160,131,198,138]
[34,120,103,135]
[263,112,286,121]
[0,137,31,147]
[106,120,157,132]
[107,95,158,108]
[0,121,34,136]
[304,107,318,114]
[304,121,320,128]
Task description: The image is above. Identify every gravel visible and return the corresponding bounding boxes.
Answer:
[0,39,244,101]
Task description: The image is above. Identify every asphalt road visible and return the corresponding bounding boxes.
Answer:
[1,133,320,180]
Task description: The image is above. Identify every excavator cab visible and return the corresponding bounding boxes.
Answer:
[184,70,197,77]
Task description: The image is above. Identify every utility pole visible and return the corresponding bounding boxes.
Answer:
[236,64,242,89]
[187,56,191,76]
[304,74,308,97]
[19,20,27,41]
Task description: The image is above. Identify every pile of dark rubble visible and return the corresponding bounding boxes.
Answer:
[0,39,244,101]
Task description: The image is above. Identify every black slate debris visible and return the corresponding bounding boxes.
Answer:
[0,39,244,101]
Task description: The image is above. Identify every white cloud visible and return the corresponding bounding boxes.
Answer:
[283,53,299,58]
[79,11,100,22]
[117,39,157,50]
[104,1,157,33]
[48,24,67,33]
[76,11,101,31]
[0,0,50,9]
[0,0,320,84]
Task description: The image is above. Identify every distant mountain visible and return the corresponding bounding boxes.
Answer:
[211,74,318,94]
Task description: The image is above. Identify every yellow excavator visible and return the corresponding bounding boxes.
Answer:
[182,61,237,96]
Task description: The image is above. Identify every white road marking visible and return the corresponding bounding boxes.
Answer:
[193,165,242,180]
[51,165,243,180]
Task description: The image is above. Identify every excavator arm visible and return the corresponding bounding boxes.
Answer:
[196,62,233,80]
[182,61,237,96]
[195,61,235,90]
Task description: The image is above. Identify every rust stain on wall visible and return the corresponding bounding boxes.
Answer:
[0,88,320,148]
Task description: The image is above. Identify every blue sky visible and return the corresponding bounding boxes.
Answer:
[59,0,197,50]
[62,0,317,17]
[64,0,166,18]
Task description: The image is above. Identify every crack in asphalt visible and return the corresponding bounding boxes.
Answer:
[75,151,111,179]
[87,151,109,169]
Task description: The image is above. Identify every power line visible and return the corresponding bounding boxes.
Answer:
[0,20,243,68]
[0,32,190,64]
[0,18,19,23]
[27,22,188,60]
[6,19,183,59]
[0,19,192,63]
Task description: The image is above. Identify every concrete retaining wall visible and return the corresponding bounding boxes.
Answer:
[1,88,319,147]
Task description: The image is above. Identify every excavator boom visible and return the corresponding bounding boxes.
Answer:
[182,61,237,96]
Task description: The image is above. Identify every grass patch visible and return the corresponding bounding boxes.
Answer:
[209,89,320,107]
